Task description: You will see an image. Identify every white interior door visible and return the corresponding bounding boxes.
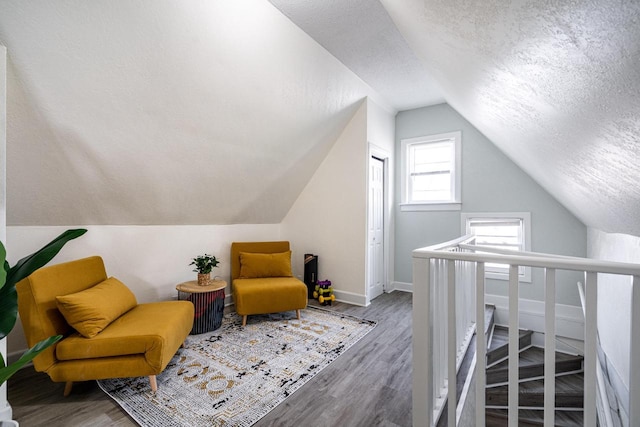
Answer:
[368,156,384,301]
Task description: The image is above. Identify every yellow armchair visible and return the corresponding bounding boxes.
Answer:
[16,256,194,396]
[231,241,307,326]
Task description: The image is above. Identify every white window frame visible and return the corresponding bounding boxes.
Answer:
[400,131,461,212]
[461,212,532,282]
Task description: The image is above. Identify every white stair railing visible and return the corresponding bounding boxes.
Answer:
[413,235,477,425]
[412,235,640,427]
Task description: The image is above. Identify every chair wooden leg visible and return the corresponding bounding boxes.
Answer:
[242,315,247,327]
[149,375,157,392]
[296,309,301,320]
[63,381,73,397]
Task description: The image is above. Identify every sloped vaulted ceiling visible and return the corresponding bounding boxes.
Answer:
[0,0,390,225]
[379,0,640,236]
[4,0,639,235]
[268,0,445,110]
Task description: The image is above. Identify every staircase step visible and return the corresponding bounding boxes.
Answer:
[486,372,584,408]
[486,326,533,366]
[486,408,584,426]
[486,347,583,385]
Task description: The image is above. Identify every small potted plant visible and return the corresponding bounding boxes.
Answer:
[190,254,220,286]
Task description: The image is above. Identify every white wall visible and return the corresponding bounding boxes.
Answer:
[366,98,396,298]
[0,45,4,237]
[367,98,395,154]
[6,224,281,355]
[587,227,640,422]
[0,0,393,227]
[0,43,11,422]
[282,100,369,305]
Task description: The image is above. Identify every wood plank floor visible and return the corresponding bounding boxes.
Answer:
[8,291,412,427]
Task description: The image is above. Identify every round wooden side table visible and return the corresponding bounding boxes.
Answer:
[176,279,227,334]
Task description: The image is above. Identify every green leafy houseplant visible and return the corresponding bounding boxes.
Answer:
[0,229,87,386]
[189,254,220,274]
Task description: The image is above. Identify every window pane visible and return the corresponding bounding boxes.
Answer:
[409,140,454,202]
[413,160,450,174]
[468,217,525,274]
[412,173,451,192]
[413,144,452,173]
[412,189,452,202]
[411,172,451,202]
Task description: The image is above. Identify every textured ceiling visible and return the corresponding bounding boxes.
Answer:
[268,0,444,111]
[379,0,640,236]
[0,0,389,225]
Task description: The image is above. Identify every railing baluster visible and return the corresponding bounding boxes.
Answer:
[447,260,457,427]
[456,260,462,357]
[431,259,438,407]
[631,275,640,427]
[440,259,446,399]
[412,256,432,427]
[584,271,597,427]
[475,262,486,427]
[508,265,519,427]
[544,268,556,427]
[436,259,443,401]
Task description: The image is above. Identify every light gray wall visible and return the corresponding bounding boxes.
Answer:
[395,103,587,305]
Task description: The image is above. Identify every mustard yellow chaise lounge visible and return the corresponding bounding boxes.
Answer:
[231,241,307,326]
[16,256,194,396]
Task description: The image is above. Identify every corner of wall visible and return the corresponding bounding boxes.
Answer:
[281,101,369,302]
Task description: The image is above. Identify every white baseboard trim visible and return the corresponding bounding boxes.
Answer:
[333,289,367,307]
[0,402,12,423]
[389,281,413,293]
[486,294,584,342]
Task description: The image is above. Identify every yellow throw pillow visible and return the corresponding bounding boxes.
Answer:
[239,251,293,278]
[56,277,138,338]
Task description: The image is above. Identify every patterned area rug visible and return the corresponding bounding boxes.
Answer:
[98,306,376,426]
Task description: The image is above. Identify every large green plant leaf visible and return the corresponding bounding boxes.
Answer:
[0,335,62,385]
[0,228,87,340]
[5,229,87,288]
[0,244,6,291]
[0,251,14,341]
[0,285,17,342]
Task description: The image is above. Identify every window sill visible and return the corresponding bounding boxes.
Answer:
[400,202,462,212]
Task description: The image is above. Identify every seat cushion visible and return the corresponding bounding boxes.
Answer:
[232,277,307,316]
[56,300,194,372]
[56,277,137,338]
[238,251,293,278]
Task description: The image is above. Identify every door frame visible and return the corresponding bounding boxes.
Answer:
[366,143,391,306]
